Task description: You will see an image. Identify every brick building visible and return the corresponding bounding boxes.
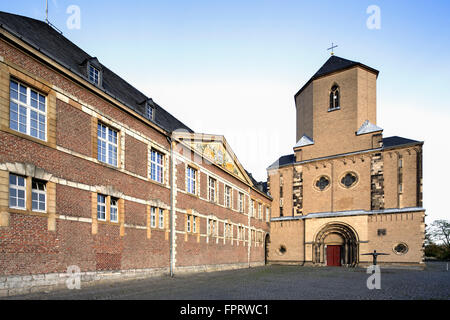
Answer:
[267,55,425,267]
[0,12,271,296]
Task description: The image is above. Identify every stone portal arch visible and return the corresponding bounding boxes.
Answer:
[312,222,359,267]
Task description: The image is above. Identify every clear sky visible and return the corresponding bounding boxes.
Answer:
[1,1,449,223]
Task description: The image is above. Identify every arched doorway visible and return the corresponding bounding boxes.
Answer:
[324,233,344,266]
[264,234,270,265]
[312,223,359,267]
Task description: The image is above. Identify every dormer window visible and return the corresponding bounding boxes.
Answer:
[146,103,154,120]
[82,57,102,87]
[329,84,340,110]
[89,65,101,86]
[140,98,155,121]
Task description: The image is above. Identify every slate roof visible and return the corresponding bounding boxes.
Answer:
[267,136,421,170]
[0,11,193,133]
[294,135,314,148]
[356,120,383,135]
[242,170,270,197]
[294,55,379,98]
[382,136,421,148]
[267,154,295,170]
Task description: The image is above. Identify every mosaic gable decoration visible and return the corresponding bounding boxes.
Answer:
[189,140,246,181]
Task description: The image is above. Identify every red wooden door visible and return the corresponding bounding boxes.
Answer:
[326,245,341,266]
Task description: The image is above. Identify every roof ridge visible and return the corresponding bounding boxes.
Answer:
[294,55,379,99]
[0,11,46,24]
[0,10,193,133]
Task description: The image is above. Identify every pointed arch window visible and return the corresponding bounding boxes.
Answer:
[329,85,340,110]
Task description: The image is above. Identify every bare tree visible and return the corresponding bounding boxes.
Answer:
[428,220,450,248]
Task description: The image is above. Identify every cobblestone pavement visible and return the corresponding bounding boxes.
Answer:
[3,262,450,300]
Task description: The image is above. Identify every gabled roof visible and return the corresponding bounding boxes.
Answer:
[0,11,192,134]
[356,120,383,136]
[294,135,314,148]
[172,132,271,198]
[294,55,379,99]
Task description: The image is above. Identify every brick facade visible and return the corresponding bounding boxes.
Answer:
[0,24,270,296]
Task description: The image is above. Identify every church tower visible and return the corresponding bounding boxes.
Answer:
[294,56,382,162]
[267,55,425,267]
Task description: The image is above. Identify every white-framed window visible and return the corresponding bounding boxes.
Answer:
[225,185,232,208]
[10,79,47,141]
[238,192,244,213]
[9,174,26,210]
[186,167,196,194]
[266,207,270,222]
[258,203,262,219]
[145,104,154,120]
[150,149,164,183]
[193,216,197,233]
[89,65,101,86]
[208,218,217,236]
[97,194,106,221]
[31,179,46,212]
[158,208,164,229]
[110,197,118,222]
[251,200,255,217]
[225,223,232,238]
[150,207,157,228]
[97,194,119,222]
[208,177,216,202]
[97,122,118,167]
[213,219,217,236]
[187,214,191,232]
[238,226,245,240]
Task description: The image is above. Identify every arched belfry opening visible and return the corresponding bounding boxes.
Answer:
[329,84,340,110]
[312,223,359,267]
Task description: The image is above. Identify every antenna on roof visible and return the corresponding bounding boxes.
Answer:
[45,0,49,23]
[44,0,63,34]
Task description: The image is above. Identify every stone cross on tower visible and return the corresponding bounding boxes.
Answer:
[327,42,338,55]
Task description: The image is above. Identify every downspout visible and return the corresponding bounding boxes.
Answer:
[167,135,175,277]
[247,190,251,268]
[303,218,306,266]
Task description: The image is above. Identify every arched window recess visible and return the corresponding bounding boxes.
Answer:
[329,84,340,111]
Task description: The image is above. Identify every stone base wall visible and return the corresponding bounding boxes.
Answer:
[0,267,169,297]
[0,261,266,297]
[174,261,264,274]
